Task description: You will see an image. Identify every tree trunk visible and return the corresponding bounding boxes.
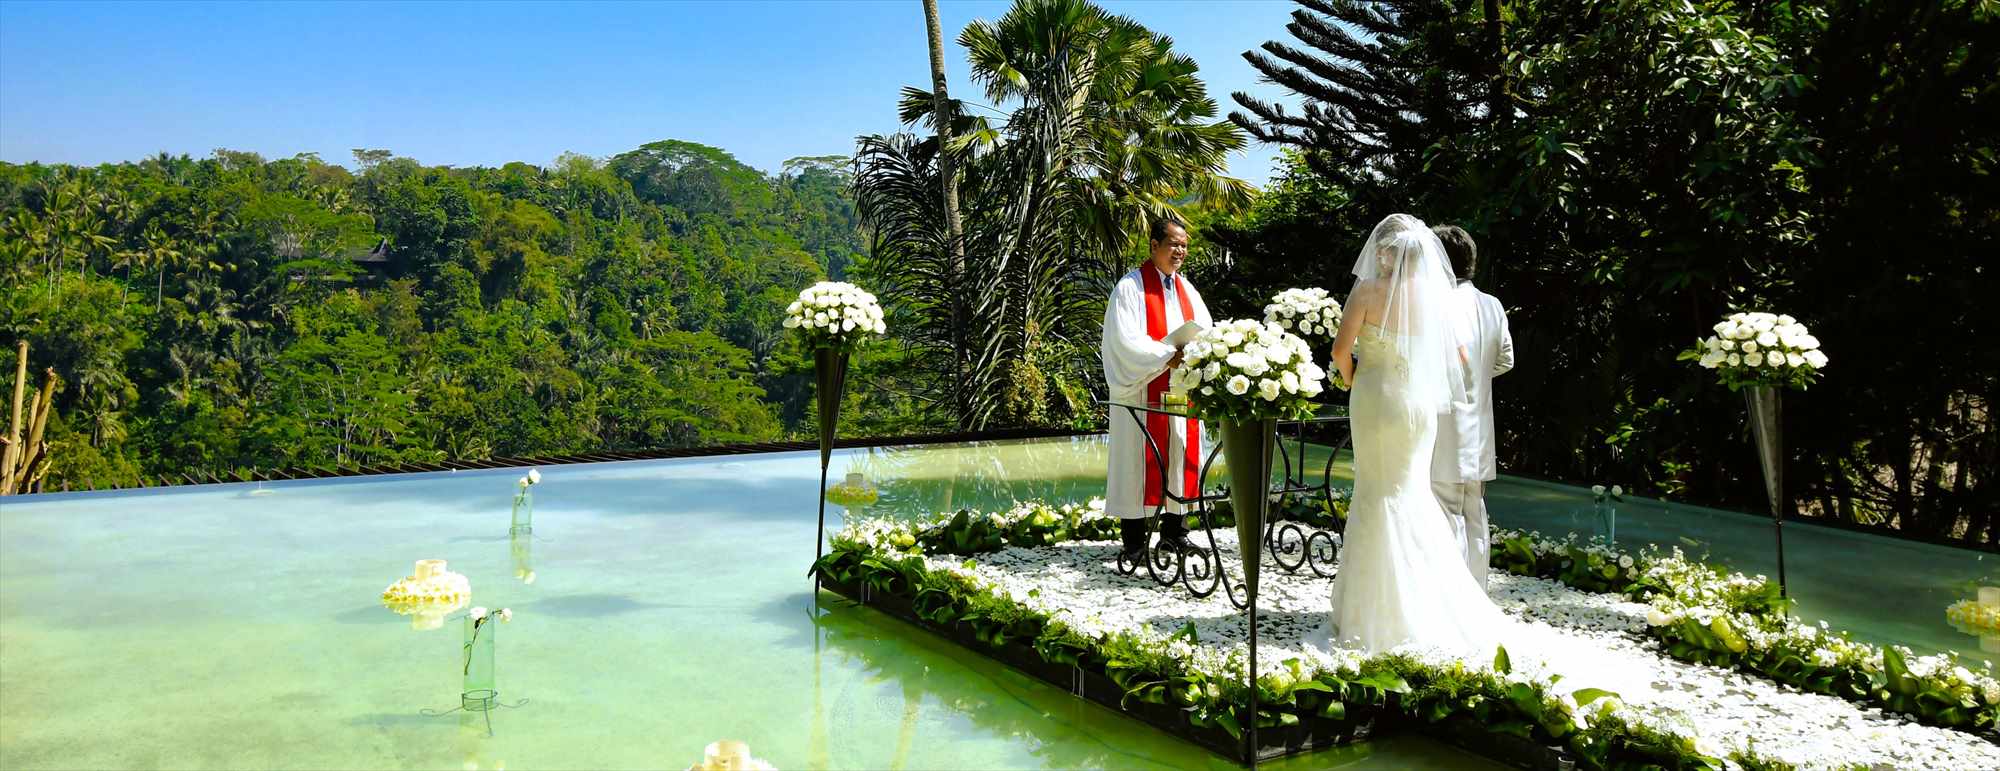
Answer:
[923,0,971,428]
[2,340,26,494]
[1485,0,1506,128]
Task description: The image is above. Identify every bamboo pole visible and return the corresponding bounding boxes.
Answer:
[2,340,27,495]
[20,368,56,492]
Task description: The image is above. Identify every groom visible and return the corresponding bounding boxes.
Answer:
[1430,225,1513,589]
[1101,217,1212,564]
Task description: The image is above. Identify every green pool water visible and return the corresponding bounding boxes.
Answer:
[0,435,1989,770]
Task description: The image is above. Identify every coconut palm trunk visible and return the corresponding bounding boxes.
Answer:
[923,0,971,421]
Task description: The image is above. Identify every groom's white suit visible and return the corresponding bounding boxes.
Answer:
[1432,280,1512,589]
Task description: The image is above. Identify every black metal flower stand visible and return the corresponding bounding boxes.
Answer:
[814,347,850,590]
[1745,385,1788,597]
[1220,417,1276,769]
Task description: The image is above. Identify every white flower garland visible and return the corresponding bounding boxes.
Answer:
[824,503,2000,766]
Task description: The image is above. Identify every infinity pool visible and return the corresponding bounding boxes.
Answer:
[0,436,1990,769]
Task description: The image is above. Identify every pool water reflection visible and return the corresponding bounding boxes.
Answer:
[0,435,1988,770]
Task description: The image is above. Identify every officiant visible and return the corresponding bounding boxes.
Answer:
[1101,217,1213,563]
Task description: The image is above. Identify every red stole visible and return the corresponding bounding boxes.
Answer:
[1141,267,1200,505]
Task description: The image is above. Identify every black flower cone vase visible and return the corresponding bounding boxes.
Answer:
[1745,385,1787,596]
[1219,417,1274,766]
[814,348,850,587]
[1221,419,1276,596]
[815,348,850,469]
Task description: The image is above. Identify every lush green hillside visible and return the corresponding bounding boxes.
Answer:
[0,141,928,489]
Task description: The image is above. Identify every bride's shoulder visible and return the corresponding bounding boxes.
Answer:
[1350,278,1389,304]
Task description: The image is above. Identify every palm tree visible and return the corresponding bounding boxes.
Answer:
[0,214,37,289]
[941,0,1249,260]
[921,0,967,271]
[140,221,184,311]
[856,0,1248,429]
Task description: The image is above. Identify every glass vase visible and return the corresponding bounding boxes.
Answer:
[511,531,535,584]
[1595,502,1617,544]
[509,490,533,535]
[461,614,498,712]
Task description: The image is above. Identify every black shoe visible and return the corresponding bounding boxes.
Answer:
[1155,514,1196,553]
[1119,518,1149,563]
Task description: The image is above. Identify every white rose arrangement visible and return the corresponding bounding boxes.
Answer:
[381,559,472,630]
[1170,319,1326,422]
[784,281,886,350]
[1591,484,1624,505]
[1680,311,1827,391]
[825,481,879,508]
[1263,288,1342,353]
[1947,598,2000,634]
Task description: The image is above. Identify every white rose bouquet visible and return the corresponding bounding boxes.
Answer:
[1679,311,1827,391]
[1263,288,1342,353]
[1171,319,1326,422]
[784,281,886,350]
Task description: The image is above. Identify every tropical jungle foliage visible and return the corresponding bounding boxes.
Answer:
[3,0,1991,551]
[1211,0,1998,545]
[0,142,914,488]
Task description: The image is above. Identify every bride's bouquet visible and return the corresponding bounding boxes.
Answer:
[784,281,886,350]
[1679,311,1828,391]
[1263,288,1343,352]
[1171,319,1326,421]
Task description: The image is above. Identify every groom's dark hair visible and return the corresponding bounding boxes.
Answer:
[1432,224,1477,281]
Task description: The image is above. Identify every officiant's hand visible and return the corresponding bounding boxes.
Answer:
[1166,348,1185,370]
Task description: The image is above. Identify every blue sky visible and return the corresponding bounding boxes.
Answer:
[0,0,1302,187]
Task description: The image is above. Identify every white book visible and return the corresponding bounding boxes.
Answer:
[1166,319,1206,348]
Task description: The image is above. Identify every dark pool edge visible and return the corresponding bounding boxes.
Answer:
[817,576,1570,770]
[17,429,1989,557]
[1493,473,2000,556]
[4,428,1095,502]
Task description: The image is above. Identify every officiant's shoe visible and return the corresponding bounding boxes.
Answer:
[1154,515,1197,554]
[1119,518,1149,563]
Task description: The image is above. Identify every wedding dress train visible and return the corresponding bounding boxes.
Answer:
[1326,331,1514,656]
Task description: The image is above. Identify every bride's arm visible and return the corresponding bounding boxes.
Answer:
[1330,280,1376,386]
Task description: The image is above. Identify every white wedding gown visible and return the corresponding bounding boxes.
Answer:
[1326,323,1513,656]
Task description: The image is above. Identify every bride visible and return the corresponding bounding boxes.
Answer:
[1323,214,1512,656]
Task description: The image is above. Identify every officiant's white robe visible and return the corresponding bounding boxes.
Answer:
[1102,265,1212,520]
[1432,280,1513,587]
